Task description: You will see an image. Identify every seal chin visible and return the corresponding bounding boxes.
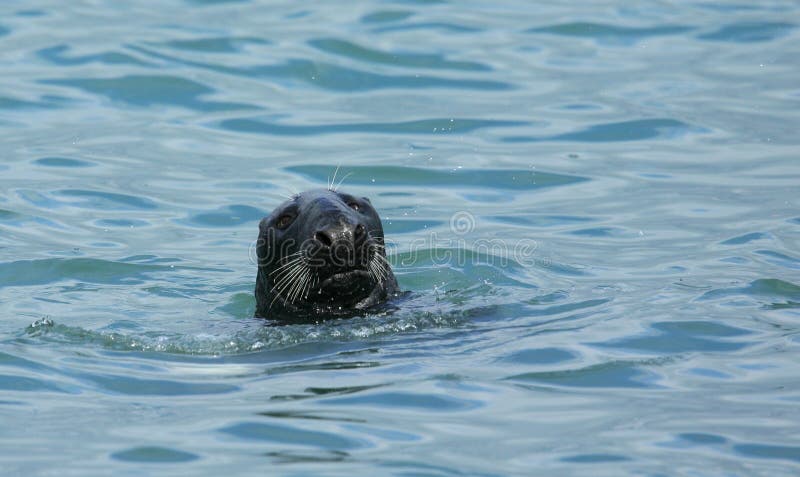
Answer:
[318,269,372,290]
[313,270,376,307]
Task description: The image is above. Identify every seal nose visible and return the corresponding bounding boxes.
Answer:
[354,224,366,245]
[312,223,354,250]
[313,230,334,248]
[311,221,368,270]
[313,222,364,249]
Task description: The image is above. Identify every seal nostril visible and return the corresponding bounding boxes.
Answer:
[314,231,333,247]
[354,224,366,242]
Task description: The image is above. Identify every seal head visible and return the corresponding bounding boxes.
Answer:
[254,189,399,321]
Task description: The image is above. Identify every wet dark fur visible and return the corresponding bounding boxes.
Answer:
[254,189,399,322]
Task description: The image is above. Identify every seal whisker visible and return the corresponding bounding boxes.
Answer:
[301,267,316,300]
[269,262,304,290]
[291,262,315,304]
[284,274,300,304]
[370,243,387,256]
[270,258,301,277]
[270,258,308,305]
[272,260,305,292]
[328,165,341,191]
[373,249,390,267]
[269,268,305,309]
[295,272,309,303]
[368,252,388,284]
[377,259,389,283]
[271,250,304,264]
[374,253,391,282]
[287,266,308,304]
[284,190,296,201]
[333,172,353,192]
[368,258,383,284]
[269,251,307,276]
[298,267,314,303]
[270,254,305,277]
[365,243,388,283]
[294,267,312,304]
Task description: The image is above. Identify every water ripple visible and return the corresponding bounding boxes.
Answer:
[720,232,771,245]
[755,250,800,270]
[733,442,800,464]
[37,44,150,66]
[92,373,237,395]
[41,75,256,111]
[591,320,752,354]
[372,22,482,34]
[360,10,414,24]
[528,22,693,44]
[183,204,266,227]
[699,278,800,308]
[160,36,270,53]
[129,45,510,91]
[319,391,482,411]
[111,446,200,463]
[0,374,65,392]
[22,309,469,354]
[698,22,795,43]
[221,422,365,449]
[504,118,705,143]
[33,157,96,168]
[0,96,50,110]
[287,165,586,190]
[507,359,665,389]
[309,38,491,71]
[57,189,158,210]
[2,1,799,474]
[560,453,630,463]
[221,117,524,137]
[0,258,173,286]
[499,347,577,365]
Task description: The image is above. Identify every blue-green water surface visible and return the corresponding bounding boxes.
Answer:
[1,1,799,475]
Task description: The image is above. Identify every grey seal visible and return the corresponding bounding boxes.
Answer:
[254,188,399,322]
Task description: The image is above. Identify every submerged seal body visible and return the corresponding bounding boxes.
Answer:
[254,188,399,321]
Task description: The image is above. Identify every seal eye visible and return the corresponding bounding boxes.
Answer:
[275,213,295,230]
[347,201,361,212]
